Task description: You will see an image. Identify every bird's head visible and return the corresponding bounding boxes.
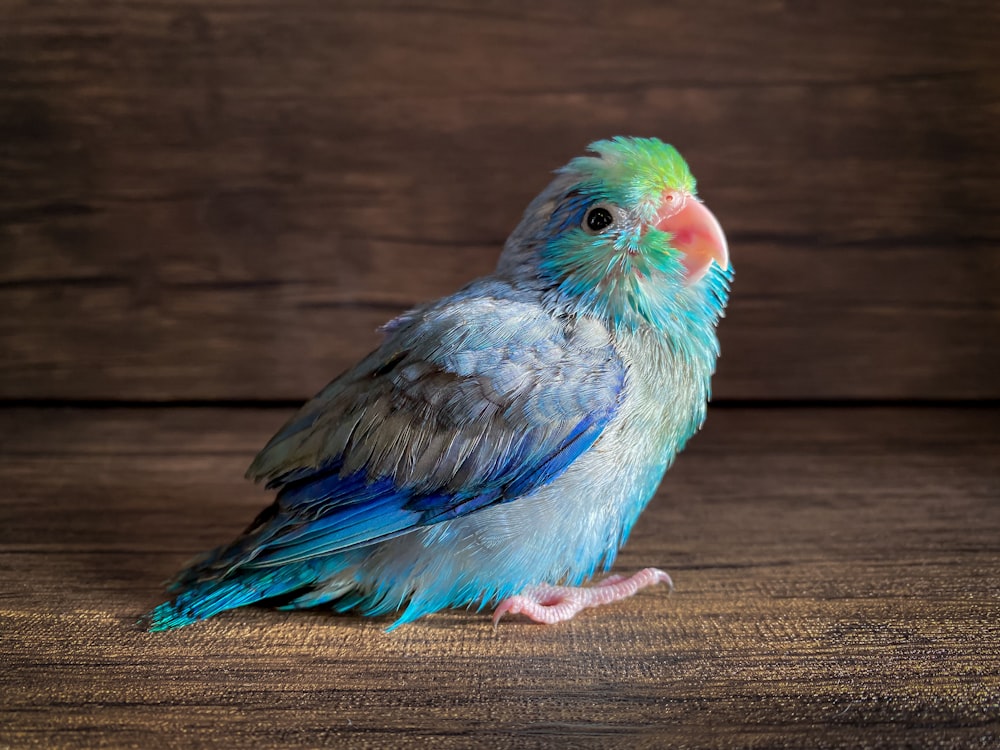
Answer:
[499,137,730,333]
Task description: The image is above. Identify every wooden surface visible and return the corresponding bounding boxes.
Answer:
[2,1,999,400]
[2,406,998,748]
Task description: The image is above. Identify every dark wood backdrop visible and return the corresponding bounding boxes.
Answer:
[3,3,999,749]
[2,0,998,401]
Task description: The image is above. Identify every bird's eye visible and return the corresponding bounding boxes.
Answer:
[584,205,615,234]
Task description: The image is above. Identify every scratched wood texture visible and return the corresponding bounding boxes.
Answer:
[2,1,999,401]
[1,406,997,748]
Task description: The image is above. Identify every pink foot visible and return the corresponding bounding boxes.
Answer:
[492,567,673,627]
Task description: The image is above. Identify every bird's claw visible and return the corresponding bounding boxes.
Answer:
[492,567,673,628]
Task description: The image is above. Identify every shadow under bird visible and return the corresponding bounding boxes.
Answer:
[145,136,731,631]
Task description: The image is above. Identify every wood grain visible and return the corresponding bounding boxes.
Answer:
[1,1,998,400]
[2,406,997,748]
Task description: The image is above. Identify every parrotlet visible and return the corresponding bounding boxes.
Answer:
[146,136,731,631]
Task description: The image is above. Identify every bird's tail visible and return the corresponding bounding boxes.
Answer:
[142,557,340,631]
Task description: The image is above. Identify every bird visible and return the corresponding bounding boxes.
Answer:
[145,136,731,631]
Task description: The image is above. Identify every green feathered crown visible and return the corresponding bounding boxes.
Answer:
[561,137,697,224]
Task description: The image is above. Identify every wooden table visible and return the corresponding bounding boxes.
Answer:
[3,405,997,748]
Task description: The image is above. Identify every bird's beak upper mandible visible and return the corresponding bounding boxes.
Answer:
[654,192,729,284]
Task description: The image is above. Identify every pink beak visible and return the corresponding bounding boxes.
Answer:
[654,192,729,284]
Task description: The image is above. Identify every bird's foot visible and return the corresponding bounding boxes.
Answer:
[491,567,673,628]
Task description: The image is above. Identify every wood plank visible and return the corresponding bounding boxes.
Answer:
[1,1,999,400]
[1,406,998,747]
[2,240,998,400]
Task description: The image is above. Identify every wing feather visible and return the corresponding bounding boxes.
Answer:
[227,285,624,571]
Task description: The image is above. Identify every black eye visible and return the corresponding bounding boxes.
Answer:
[584,206,615,233]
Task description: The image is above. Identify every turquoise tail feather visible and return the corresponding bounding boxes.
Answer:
[143,557,346,631]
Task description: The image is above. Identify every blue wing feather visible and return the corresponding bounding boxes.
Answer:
[243,383,616,567]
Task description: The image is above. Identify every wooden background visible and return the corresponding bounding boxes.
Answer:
[2,0,998,401]
[1,1,998,748]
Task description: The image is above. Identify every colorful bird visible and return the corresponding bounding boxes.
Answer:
[146,137,731,631]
